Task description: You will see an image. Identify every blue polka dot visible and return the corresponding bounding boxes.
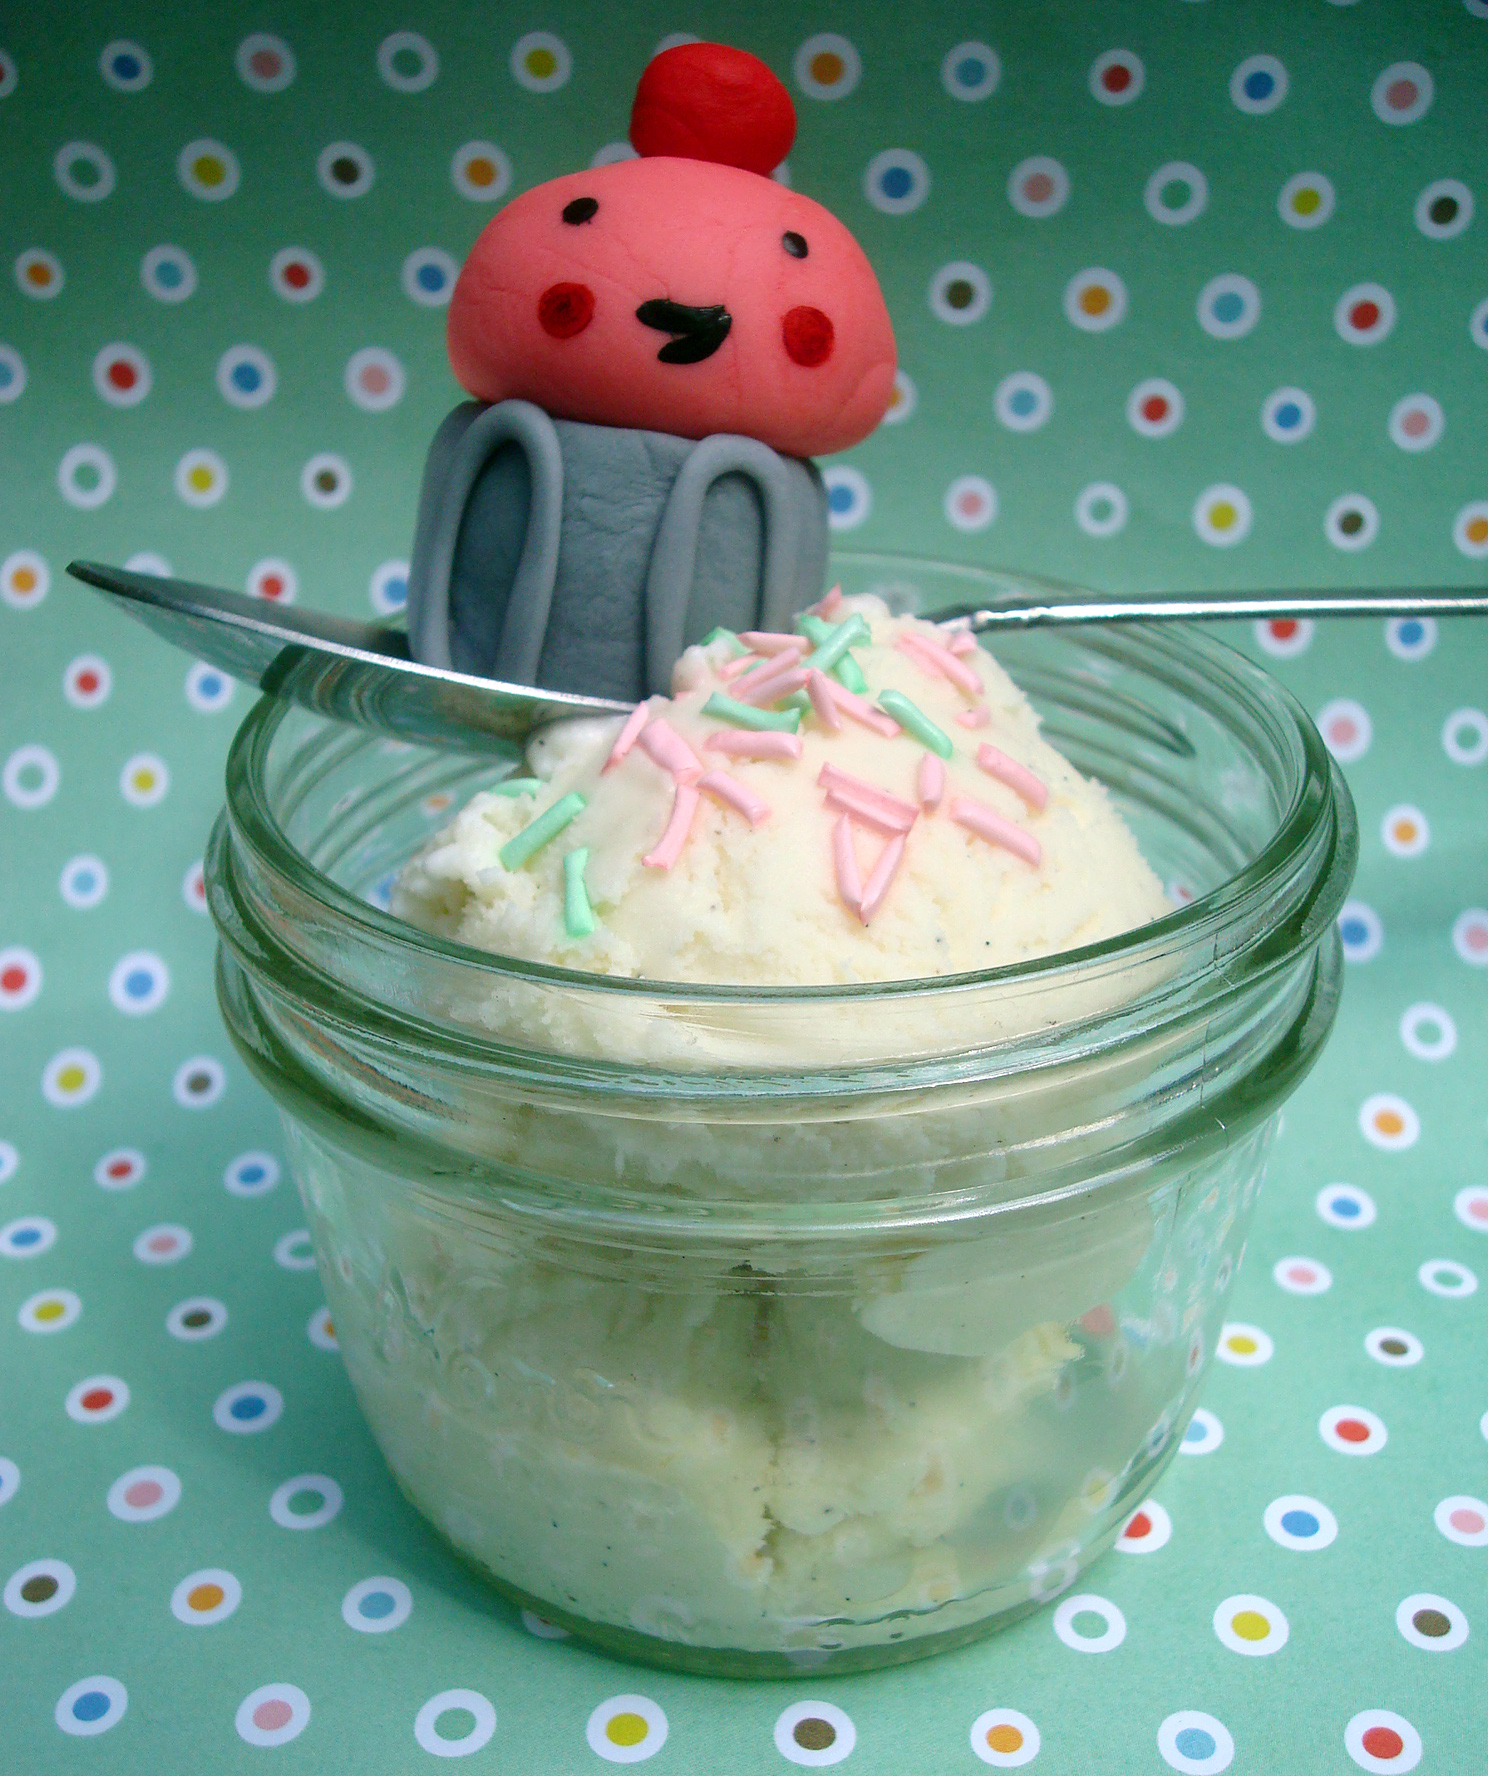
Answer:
[1275,402,1301,429]
[1340,917,1366,944]
[200,673,222,694]
[1332,1197,1361,1218]
[240,1163,264,1183]
[416,263,445,293]
[384,577,407,606]
[156,260,183,289]
[1175,1727,1217,1760]
[1009,388,1037,416]
[231,363,261,393]
[230,1395,266,1421]
[1243,70,1274,100]
[11,1227,41,1247]
[124,969,153,998]
[1280,1509,1319,1537]
[1183,1420,1205,1444]
[359,1590,396,1618]
[0,363,13,389]
[112,53,141,80]
[1212,292,1244,324]
[74,870,96,891]
[880,165,912,199]
[72,1692,110,1723]
[1397,619,1423,646]
[957,55,983,86]
[828,484,855,514]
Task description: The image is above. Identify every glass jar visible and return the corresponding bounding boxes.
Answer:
[207,568,1355,1676]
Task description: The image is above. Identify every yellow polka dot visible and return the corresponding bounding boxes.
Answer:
[193,155,225,187]
[189,1582,224,1611]
[987,1724,1024,1753]
[1292,188,1320,215]
[810,51,844,84]
[56,1064,86,1092]
[34,1299,65,1322]
[1079,285,1111,315]
[1231,1610,1271,1640]
[605,1713,648,1747]
[188,465,214,492]
[1209,501,1237,530]
[525,47,556,78]
[1227,1333,1258,1354]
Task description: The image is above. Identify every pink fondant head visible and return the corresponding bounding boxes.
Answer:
[446,45,896,458]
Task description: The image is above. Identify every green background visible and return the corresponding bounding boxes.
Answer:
[2,3,1485,1770]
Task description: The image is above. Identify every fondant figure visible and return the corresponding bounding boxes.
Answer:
[406,42,897,702]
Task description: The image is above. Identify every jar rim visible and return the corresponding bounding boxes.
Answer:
[220,616,1347,1011]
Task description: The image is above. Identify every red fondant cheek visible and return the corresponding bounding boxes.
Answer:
[782,305,834,367]
[538,282,595,339]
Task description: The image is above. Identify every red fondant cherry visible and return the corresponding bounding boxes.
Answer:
[630,42,795,176]
[782,305,834,367]
[538,282,595,339]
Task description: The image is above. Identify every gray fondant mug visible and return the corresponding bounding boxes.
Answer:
[405,399,829,703]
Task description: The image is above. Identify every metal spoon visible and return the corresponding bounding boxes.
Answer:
[67,557,1487,757]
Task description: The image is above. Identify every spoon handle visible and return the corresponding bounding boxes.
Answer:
[946,587,1488,631]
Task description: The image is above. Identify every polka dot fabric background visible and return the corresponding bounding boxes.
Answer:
[2,4,1485,1770]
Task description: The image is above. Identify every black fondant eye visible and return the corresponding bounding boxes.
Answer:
[782,230,808,259]
[563,196,599,225]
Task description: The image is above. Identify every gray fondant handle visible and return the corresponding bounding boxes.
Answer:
[643,434,799,696]
[407,399,565,682]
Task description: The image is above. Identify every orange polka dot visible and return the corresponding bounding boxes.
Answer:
[1374,1109,1404,1135]
[1467,516,1488,544]
[810,51,844,84]
[986,1724,1024,1753]
[12,567,36,591]
[188,1582,225,1611]
[1079,285,1111,315]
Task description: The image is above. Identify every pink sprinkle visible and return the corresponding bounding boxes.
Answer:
[977,743,1048,810]
[604,703,650,772]
[944,630,978,657]
[859,832,906,924]
[832,814,863,915]
[719,651,765,681]
[807,669,842,731]
[732,643,806,699]
[697,769,770,827]
[643,782,700,869]
[825,786,916,837]
[895,632,951,684]
[739,631,806,656]
[955,705,992,729]
[906,630,982,696]
[815,583,844,617]
[638,717,703,783]
[918,752,945,811]
[736,664,808,706]
[950,795,1042,866]
[818,676,901,737]
[704,729,803,761]
[817,763,918,824]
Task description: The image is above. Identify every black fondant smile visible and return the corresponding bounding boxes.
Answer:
[635,298,732,365]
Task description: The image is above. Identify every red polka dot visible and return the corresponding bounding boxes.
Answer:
[107,1160,130,1178]
[1142,395,1168,422]
[538,282,595,339]
[1023,172,1054,203]
[1,965,26,992]
[75,670,99,693]
[1103,65,1131,93]
[1335,1418,1370,1443]
[81,1388,114,1412]
[1270,619,1298,640]
[284,262,310,288]
[361,365,390,394]
[1350,300,1380,331]
[260,576,284,599]
[1125,1511,1152,1539]
[1362,1726,1404,1760]
[1385,79,1417,109]
[783,305,834,368]
[106,361,136,390]
[250,49,280,78]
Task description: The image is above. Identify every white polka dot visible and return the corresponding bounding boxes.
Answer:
[1115,1499,1172,1554]
[342,1575,412,1632]
[1317,698,1371,763]
[171,1567,241,1624]
[1399,1001,1455,1060]
[56,1676,128,1737]
[1324,493,1379,552]
[1335,282,1396,344]
[269,247,324,302]
[54,141,116,202]
[1074,482,1128,538]
[1452,500,1488,558]
[100,41,153,92]
[301,453,352,509]
[91,343,150,407]
[1127,378,1184,438]
[822,466,871,532]
[377,30,438,92]
[15,248,64,299]
[1441,707,1488,764]
[1158,1709,1234,1773]
[19,1288,81,1333]
[216,345,276,410]
[269,1473,343,1529]
[1230,55,1288,113]
[172,1055,226,1107]
[236,34,296,92]
[224,1151,280,1197]
[942,41,1001,101]
[166,1296,227,1341]
[863,148,929,215]
[1396,1592,1468,1651]
[1273,1255,1332,1295]
[994,372,1053,432]
[274,1228,317,1271]
[1089,50,1144,106]
[214,1381,284,1434]
[1261,386,1315,443]
[1145,161,1207,225]
[140,244,196,303]
[1053,1593,1126,1652]
[414,1688,497,1757]
[1319,1404,1387,1455]
[93,1148,144,1190]
[1380,805,1429,858]
[58,443,117,509]
[65,1373,130,1422]
[133,1223,191,1264]
[1365,1326,1423,1367]
[1217,1322,1273,1366]
[1453,1184,1488,1231]
[1417,1258,1476,1298]
[1317,1182,1376,1228]
[2,548,48,608]
[108,951,169,1015]
[1264,1494,1338,1550]
[107,1463,180,1521]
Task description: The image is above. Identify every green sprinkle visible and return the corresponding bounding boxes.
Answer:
[795,613,833,645]
[802,613,871,676]
[563,847,595,938]
[491,777,541,797]
[499,791,586,870]
[701,692,802,733]
[832,652,869,695]
[877,689,952,758]
[700,626,745,655]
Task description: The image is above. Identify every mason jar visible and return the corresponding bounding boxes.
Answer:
[207,587,1355,1676]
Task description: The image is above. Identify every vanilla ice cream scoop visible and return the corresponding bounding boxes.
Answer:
[394,594,1170,984]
